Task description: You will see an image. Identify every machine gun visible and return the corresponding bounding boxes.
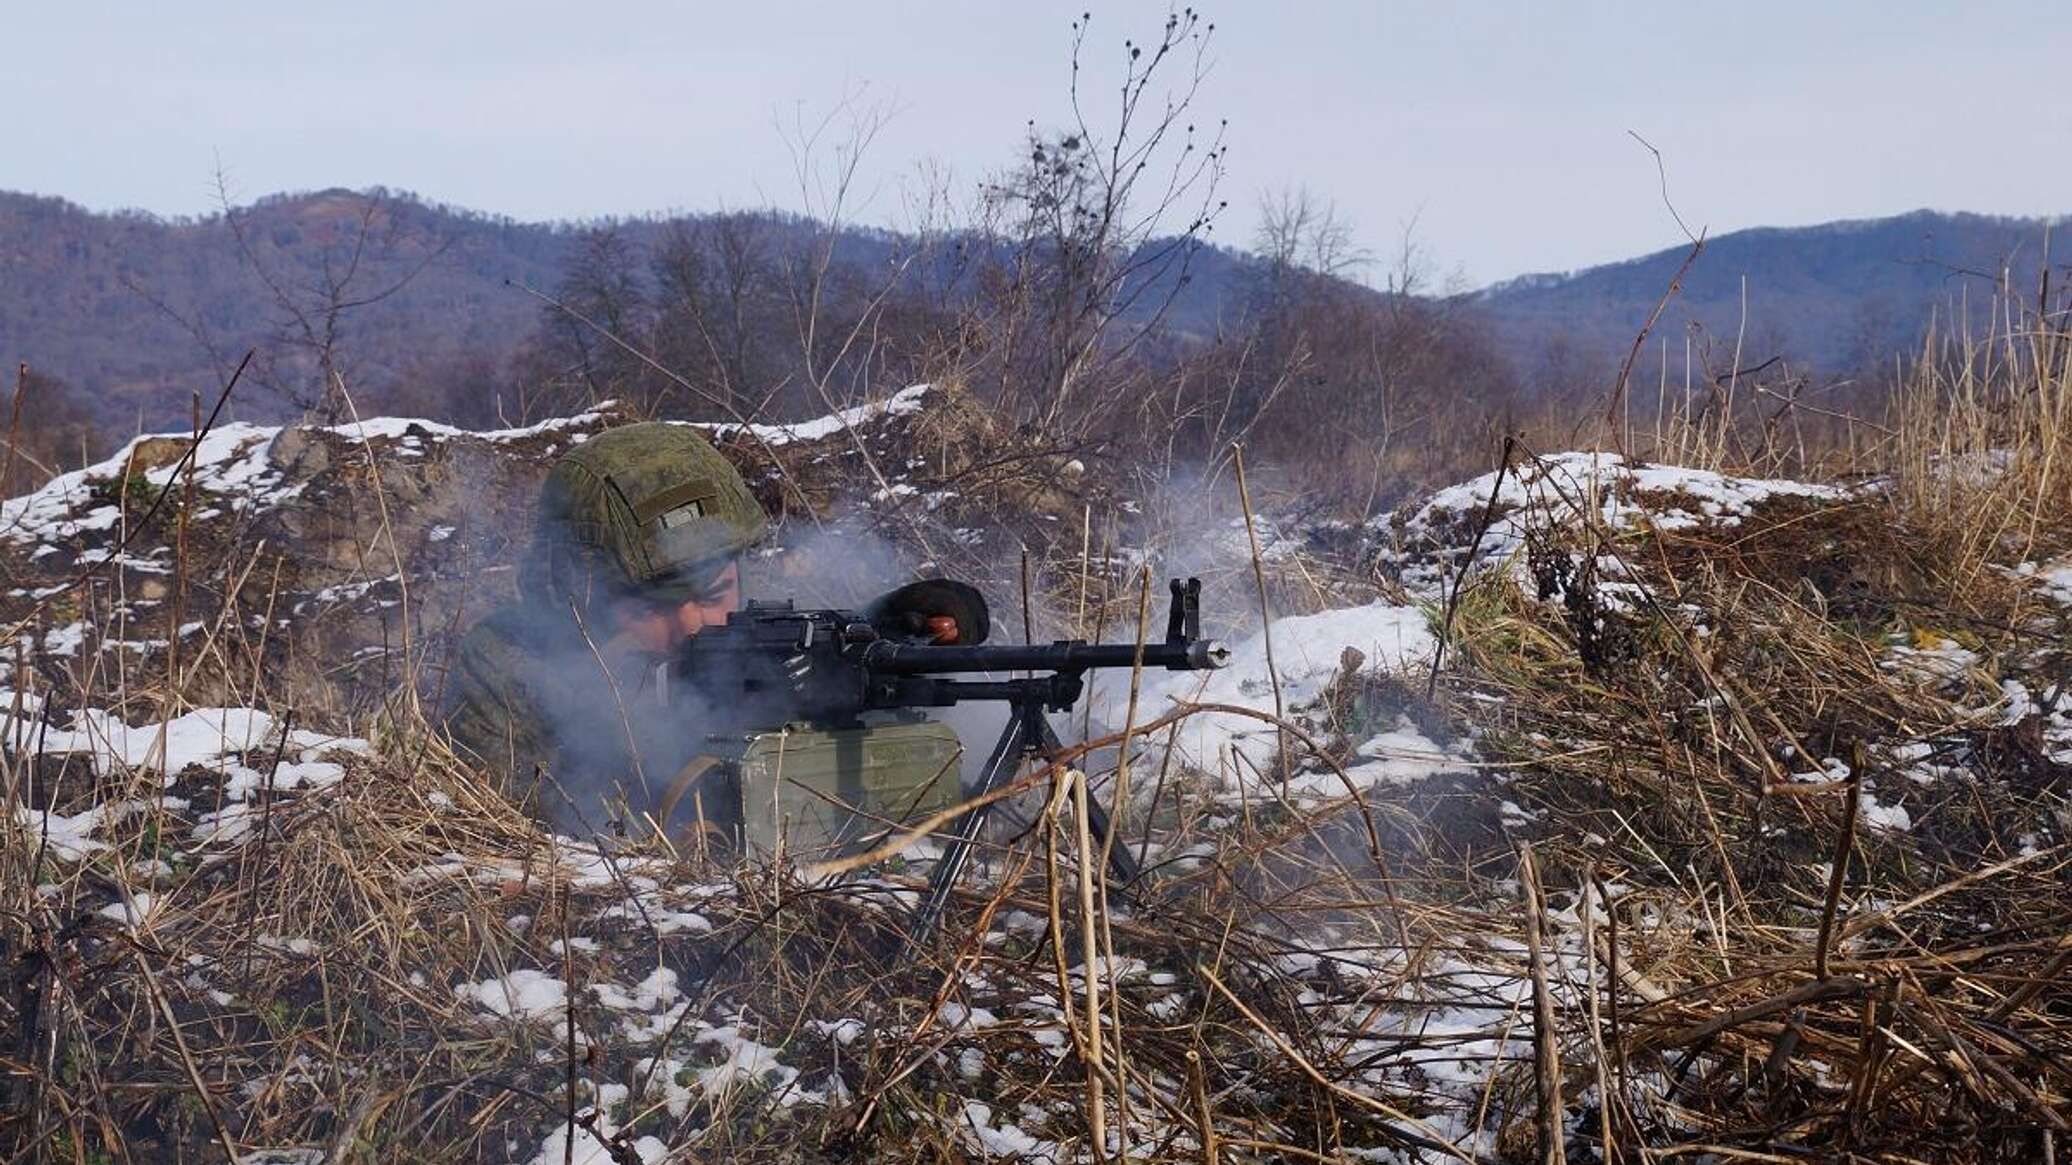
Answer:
[671,578,1230,943]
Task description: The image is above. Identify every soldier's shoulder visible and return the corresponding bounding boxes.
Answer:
[456,605,555,677]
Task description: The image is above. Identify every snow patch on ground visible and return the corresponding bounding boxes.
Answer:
[456,969,569,1021]
[1125,601,1437,777]
[325,407,615,447]
[1,422,283,545]
[592,967,682,1013]
[518,1080,667,1165]
[700,384,932,447]
[2011,559,2072,606]
[4,705,367,783]
[691,1022,809,1100]
[12,804,117,860]
[1,405,619,550]
[1380,451,1849,595]
[959,1099,1060,1161]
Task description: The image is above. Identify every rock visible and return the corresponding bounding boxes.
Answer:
[125,436,189,474]
[266,426,331,477]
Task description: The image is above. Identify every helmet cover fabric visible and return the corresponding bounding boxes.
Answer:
[536,422,768,603]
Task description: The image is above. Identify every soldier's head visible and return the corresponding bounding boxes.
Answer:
[528,421,768,651]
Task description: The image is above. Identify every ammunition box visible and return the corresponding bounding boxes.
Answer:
[721,717,963,862]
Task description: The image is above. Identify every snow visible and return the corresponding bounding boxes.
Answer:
[521,1126,666,1165]
[1882,635,1981,682]
[39,623,89,657]
[691,1023,805,1099]
[13,803,128,860]
[0,389,933,562]
[192,804,265,845]
[1,704,366,790]
[1291,723,1471,798]
[455,969,569,1021]
[1859,794,1913,835]
[219,759,346,800]
[592,967,682,1013]
[2011,559,2072,606]
[1382,450,1848,595]
[598,899,712,935]
[0,423,279,544]
[959,1099,1059,1162]
[1127,600,1437,776]
[812,1017,865,1046]
[33,621,180,659]
[700,383,932,447]
[936,1000,1000,1030]
[2044,685,2072,766]
[307,576,395,605]
[255,935,318,956]
[519,1080,667,1165]
[1,403,617,551]
[97,892,157,931]
[326,406,614,446]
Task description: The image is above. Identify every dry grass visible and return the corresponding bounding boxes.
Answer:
[1419,297,2072,1160]
[3,299,2069,1163]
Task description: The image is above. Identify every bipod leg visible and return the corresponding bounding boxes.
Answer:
[906,708,1033,949]
[905,702,1147,950]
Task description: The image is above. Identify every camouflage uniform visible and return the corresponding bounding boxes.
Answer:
[443,421,767,828]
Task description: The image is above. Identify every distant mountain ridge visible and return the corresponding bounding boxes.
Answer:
[0,187,1255,429]
[1474,209,2067,380]
[2,187,2062,433]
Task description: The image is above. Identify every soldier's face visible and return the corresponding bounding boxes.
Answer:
[615,561,741,653]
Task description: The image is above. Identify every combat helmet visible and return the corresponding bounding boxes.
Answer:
[531,422,769,607]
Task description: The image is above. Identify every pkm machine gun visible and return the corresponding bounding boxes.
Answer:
[671,578,1230,944]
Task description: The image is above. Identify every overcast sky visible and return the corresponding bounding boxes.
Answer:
[6,1,2067,287]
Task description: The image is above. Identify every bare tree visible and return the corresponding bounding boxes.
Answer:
[974,8,1230,436]
[541,224,663,414]
[215,179,454,421]
[0,366,101,500]
[651,211,781,418]
[776,93,915,411]
[1255,186,1366,283]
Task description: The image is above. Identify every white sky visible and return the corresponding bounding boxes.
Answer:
[5,0,2067,286]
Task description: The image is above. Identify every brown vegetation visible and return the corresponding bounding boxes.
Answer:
[0,282,2066,1160]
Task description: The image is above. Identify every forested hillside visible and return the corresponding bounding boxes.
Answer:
[1478,209,2065,386]
[1,184,1522,513]
[0,188,1248,430]
[7,187,2062,449]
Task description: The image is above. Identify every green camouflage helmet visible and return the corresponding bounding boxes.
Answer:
[535,422,769,603]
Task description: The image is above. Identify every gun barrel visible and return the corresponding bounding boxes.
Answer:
[861,638,1230,676]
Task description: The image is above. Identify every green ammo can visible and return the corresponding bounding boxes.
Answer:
[717,716,964,863]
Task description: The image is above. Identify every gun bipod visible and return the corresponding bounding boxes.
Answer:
[903,697,1140,952]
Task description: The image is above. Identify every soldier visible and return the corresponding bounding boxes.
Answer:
[443,421,981,834]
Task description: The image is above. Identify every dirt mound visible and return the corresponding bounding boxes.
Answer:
[1,384,1109,717]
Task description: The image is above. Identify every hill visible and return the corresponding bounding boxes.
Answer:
[0,188,571,424]
[5,187,2063,445]
[0,188,1256,433]
[1477,209,2066,382]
